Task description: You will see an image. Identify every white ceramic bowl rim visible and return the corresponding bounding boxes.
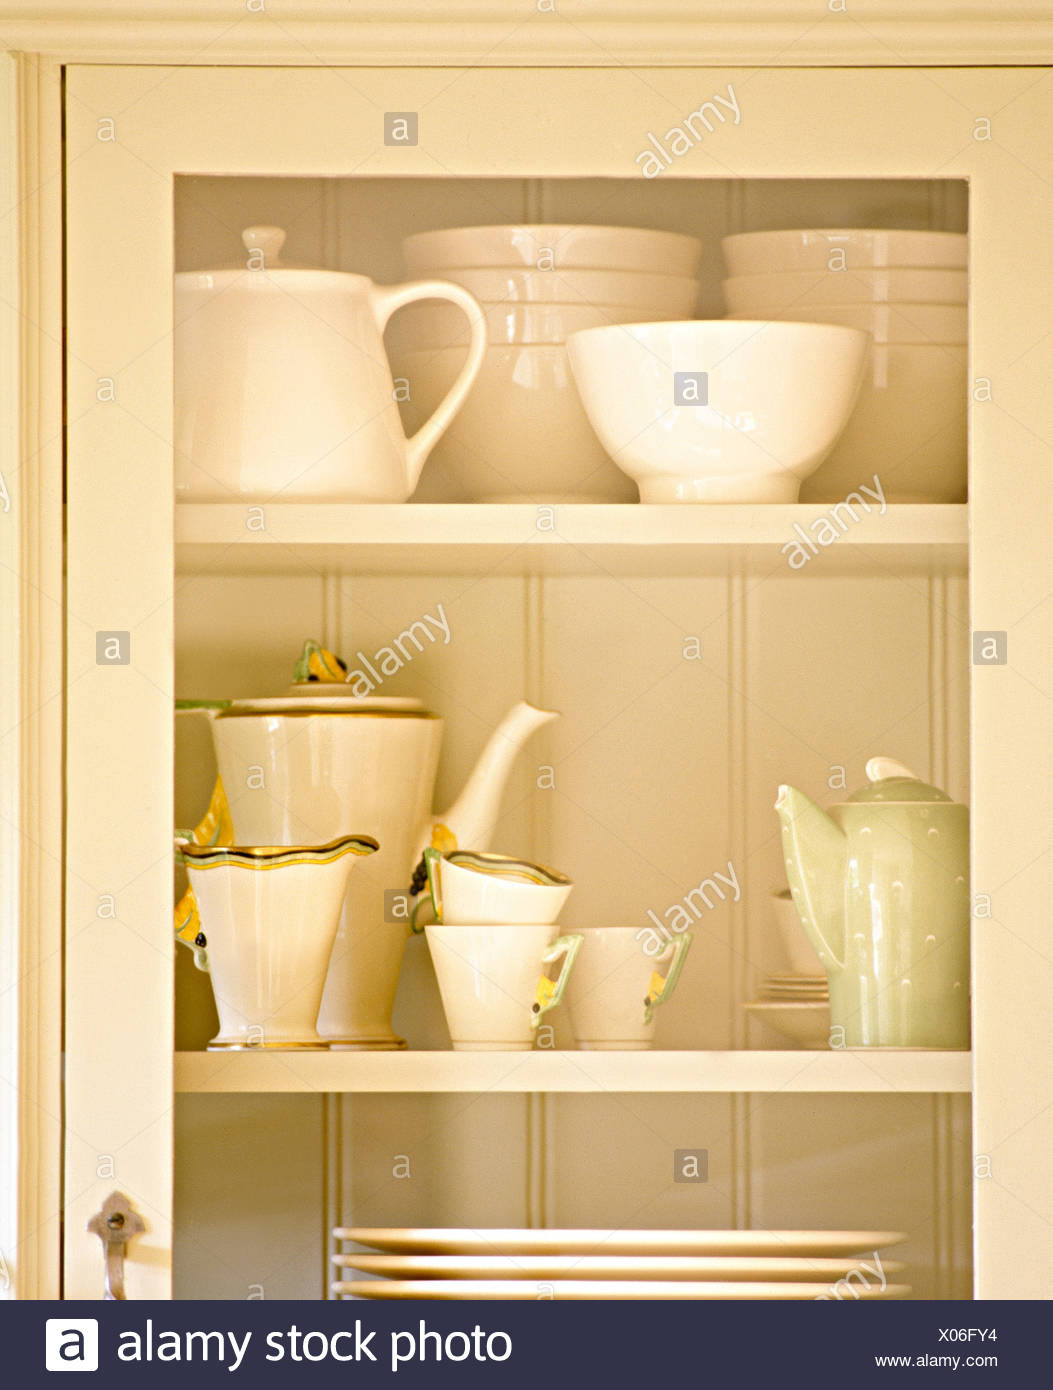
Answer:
[424,921,562,930]
[722,268,967,289]
[403,224,704,259]
[406,222,703,238]
[436,266,698,284]
[409,268,699,311]
[723,226,966,242]
[397,298,681,311]
[567,318,869,346]
[721,228,968,268]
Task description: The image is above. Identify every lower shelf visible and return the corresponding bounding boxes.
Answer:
[173,1049,972,1094]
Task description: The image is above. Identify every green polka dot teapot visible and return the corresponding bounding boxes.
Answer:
[775,758,970,1049]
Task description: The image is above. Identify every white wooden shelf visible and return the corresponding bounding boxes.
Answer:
[174,1049,972,1095]
[174,502,969,577]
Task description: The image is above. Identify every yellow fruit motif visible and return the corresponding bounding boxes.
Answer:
[172,776,233,973]
[173,890,202,946]
[309,647,348,682]
[172,886,209,972]
[534,976,556,1011]
[429,823,458,854]
[294,638,349,684]
[195,775,234,848]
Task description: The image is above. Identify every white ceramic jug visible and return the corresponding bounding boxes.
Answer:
[174,226,486,501]
[178,834,379,1051]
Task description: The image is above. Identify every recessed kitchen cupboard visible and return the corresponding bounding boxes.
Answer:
[57,63,1053,1302]
[169,173,971,1301]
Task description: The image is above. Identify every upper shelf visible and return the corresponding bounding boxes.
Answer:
[175,503,968,577]
[174,1049,972,1095]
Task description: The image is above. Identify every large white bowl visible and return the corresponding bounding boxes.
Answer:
[423,266,698,313]
[404,224,703,276]
[387,299,683,350]
[726,301,966,346]
[395,344,637,502]
[566,320,868,504]
[723,267,967,313]
[800,343,966,503]
[722,228,968,276]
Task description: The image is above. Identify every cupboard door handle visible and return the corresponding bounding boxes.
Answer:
[87,1191,145,1300]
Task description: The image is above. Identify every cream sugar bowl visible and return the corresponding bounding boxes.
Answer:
[420,847,573,925]
[425,923,583,1051]
[175,833,379,1051]
[567,927,693,1050]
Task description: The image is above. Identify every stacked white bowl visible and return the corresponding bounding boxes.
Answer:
[721,229,968,503]
[392,224,702,502]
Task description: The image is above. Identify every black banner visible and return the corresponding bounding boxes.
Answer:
[4,1299,1034,1387]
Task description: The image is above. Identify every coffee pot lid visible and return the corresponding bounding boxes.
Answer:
[846,757,954,804]
[198,641,433,717]
[233,640,430,715]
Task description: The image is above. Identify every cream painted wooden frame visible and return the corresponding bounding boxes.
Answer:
[3,2,1053,65]
[0,52,64,1301]
[57,64,1053,1300]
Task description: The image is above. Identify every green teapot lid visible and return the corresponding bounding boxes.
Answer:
[847,757,953,803]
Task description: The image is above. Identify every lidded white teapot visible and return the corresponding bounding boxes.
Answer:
[174,226,486,501]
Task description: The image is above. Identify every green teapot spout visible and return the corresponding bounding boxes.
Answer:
[774,784,847,972]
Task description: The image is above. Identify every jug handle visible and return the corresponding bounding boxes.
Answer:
[172,774,234,973]
[643,930,692,1025]
[370,280,487,495]
[408,847,445,933]
[532,933,583,1029]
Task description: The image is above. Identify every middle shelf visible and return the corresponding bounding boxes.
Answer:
[174,1049,973,1095]
[174,502,969,577]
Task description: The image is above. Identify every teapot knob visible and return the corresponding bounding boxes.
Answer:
[242,225,286,268]
[866,756,918,784]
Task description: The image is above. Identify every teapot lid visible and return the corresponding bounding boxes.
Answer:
[174,226,360,287]
[846,757,954,804]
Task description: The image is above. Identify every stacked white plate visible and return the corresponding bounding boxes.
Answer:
[721,228,968,503]
[394,224,702,503]
[758,973,828,1000]
[333,1226,910,1299]
[745,973,830,1049]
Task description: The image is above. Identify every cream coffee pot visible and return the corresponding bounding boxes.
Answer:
[178,643,557,1047]
[174,226,486,501]
[775,758,970,1049]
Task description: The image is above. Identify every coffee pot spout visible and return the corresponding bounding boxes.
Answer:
[425,701,558,856]
[774,784,847,971]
